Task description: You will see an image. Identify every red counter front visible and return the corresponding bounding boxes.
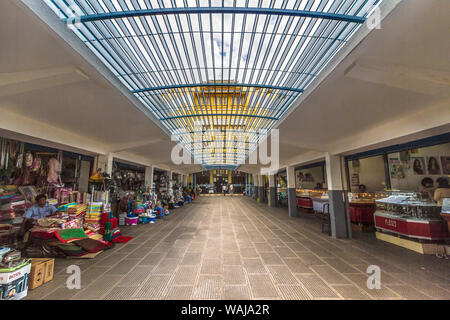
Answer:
[349,202,376,225]
[374,211,449,240]
[296,197,313,209]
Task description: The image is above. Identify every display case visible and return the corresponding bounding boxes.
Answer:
[374,192,448,240]
[348,192,378,226]
[296,189,327,210]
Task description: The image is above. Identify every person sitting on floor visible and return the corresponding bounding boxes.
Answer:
[23,194,57,220]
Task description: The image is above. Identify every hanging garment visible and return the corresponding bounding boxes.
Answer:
[31,157,41,172]
[47,158,60,183]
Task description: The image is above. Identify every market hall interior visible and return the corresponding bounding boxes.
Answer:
[0,0,449,300]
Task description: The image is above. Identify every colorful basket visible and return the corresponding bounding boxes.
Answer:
[125,217,138,226]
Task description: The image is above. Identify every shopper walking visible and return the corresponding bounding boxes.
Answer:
[222,184,227,196]
[229,184,234,197]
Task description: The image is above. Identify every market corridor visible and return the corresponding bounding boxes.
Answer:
[25,197,450,300]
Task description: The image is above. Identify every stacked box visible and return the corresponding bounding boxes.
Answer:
[29,258,54,290]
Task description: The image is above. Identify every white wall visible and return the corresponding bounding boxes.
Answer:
[295,166,326,189]
[348,155,386,192]
[389,143,450,191]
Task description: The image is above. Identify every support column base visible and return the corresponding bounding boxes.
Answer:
[288,188,299,217]
[329,190,349,239]
[269,187,276,208]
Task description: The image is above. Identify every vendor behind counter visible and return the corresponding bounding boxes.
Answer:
[23,194,57,220]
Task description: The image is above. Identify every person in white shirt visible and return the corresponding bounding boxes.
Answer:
[229,184,234,197]
[222,184,227,196]
[434,178,450,206]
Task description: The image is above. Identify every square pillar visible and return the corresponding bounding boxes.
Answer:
[145,165,154,192]
[97,153,113,176]
[325,153,350,239]
[287,166,298,217]
[259,175,266,204]
[268,174,276,208]
[252,174,259,200]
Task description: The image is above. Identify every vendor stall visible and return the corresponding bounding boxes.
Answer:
[374,192,448,241]
[347,192,391,227]
[296,189,327,211]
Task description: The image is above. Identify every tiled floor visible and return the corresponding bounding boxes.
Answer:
[25,197,450,300]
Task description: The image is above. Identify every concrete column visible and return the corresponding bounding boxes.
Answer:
[259,175,266,204]
[253,174,259,200]
[145,165,154,192]
[97,153,113,176]
[287,166,298,217]
[268,174,276,208]
[244,173,248,195]
[325,153,350,239]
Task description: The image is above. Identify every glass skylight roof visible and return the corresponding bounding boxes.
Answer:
[43,0,382,168]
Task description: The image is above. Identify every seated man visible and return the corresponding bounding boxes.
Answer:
[24,194,57,220]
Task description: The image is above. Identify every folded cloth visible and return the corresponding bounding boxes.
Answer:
[56,243,87,256]
[72,238,107,253]
[30,229,58,240]
[88,233,103,241]
[37,217,66,228]
[112,235,133,244]
[55,228,89,243]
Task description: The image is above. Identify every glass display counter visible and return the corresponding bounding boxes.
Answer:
[295,189,327,211]
[374,192,448,240]
[348,192,380,226]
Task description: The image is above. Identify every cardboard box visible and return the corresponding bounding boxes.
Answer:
[0,260,31,285]
[43,259,54,283]
[0,260,31,300]
[30,258,54,286]
[29,260,45,290]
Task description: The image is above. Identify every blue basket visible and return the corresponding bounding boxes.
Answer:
[138,216,149,224]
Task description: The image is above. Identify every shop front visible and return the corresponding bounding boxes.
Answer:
[344,133,450,253]
[0,136,195,299]
[194,170,247,195]
[294,162,328,213]
[275,171,288,208]
[111,161,145,193]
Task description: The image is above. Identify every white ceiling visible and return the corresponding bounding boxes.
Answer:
[0,0,449,175]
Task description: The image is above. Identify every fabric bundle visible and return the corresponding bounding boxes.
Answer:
[72,238,108,253]
[68,204,87,219]
[84,202,102,228]
[36,218,66,228]
[112,235,133,244]
[0,210,15,223]
[83,223,101,233]
[54,228,89,243]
